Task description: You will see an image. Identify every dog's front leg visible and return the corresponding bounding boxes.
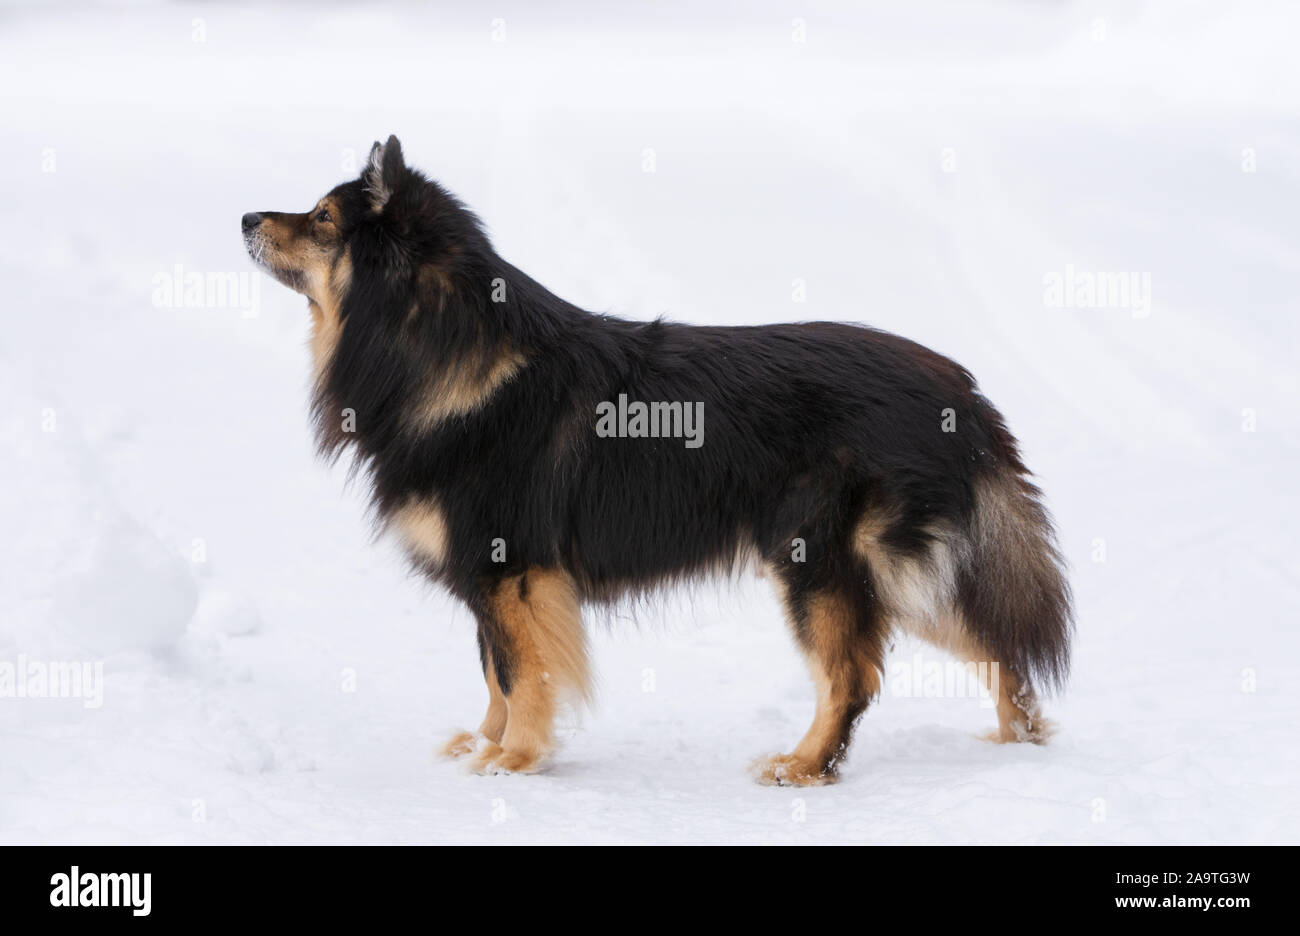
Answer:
[441,642,508,759]
[453,568,590,774]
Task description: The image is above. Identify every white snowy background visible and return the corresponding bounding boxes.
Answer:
[1,0,1297,844]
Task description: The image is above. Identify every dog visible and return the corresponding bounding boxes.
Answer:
[242,136,1072,785]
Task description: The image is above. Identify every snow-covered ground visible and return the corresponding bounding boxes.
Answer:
[1,1,1297,844]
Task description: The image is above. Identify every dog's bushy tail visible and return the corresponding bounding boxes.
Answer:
[958,450,1074,696]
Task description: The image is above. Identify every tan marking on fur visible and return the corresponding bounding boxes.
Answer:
[306,249,350,385]
[852,510,966,629]
[443,651,509,758]
[985,668,1050,743]
[901,610,982,660]
[891,608,1052,743]
[250,199,349,383]
[754,580,882,786]
[939,636,1051,744]
[408,265,453,325]
[479,656,509,742]
[419,264,455,297]
[410,346,526,430]
[442,730,479,759]
[796,592,882,759]
[409,259,520,422]
[389,495,449,568]
[471,569,590,774]
[257,202,342,299]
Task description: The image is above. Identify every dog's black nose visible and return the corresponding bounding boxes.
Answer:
[241,212,263,234]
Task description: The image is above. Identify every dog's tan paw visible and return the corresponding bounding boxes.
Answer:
[493,748,545,774]
[441,730,481,759]
[750,753,836,787]
[981,717,1055,745]
[468,740,503,772]
[469,742,545,775]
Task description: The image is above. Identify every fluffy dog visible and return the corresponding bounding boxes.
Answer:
[242,136,1072,785]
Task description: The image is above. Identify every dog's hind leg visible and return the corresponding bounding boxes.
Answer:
[943,633,1051,744]
[953,471,1071,743]
[753,569,886,786]
[441,648,508,759]
[467,568,591,774]
[904,619,1052,744]
[979,660,1050,744]
[874,472,1069,744]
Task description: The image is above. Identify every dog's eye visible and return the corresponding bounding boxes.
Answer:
[316,210,332,224]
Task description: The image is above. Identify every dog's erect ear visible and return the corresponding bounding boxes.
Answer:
[363,134,405,213]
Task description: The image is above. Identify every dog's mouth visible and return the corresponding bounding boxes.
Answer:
[244,231,308,293]
[243,228,268,266]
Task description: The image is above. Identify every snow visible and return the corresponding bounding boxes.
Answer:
[2,0,1297,844]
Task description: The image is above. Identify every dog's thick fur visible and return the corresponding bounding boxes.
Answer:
[243,136,1073,785]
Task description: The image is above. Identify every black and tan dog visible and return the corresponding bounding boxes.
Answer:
[242,136,1072,785]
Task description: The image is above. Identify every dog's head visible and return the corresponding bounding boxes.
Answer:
[242,135,477,309]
